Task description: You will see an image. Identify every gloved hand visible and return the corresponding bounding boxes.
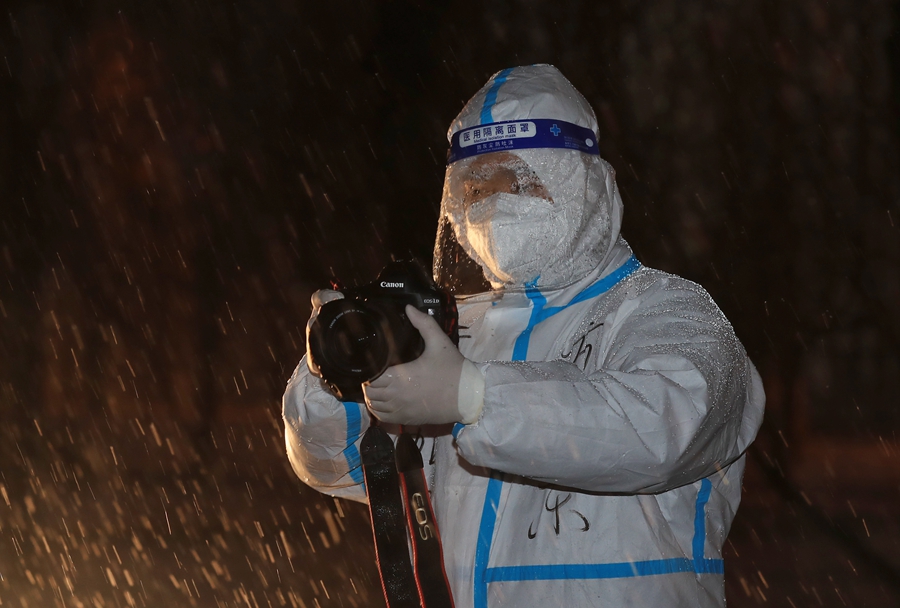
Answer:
[305,289,344,376]
[363,305,484,426]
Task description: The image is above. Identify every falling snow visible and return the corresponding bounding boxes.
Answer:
[2,0,900,606]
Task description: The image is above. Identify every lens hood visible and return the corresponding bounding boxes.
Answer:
[307,299,392,400]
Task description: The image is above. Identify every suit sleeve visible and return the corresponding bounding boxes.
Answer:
[282,357,369,503]
[453,277,766,494]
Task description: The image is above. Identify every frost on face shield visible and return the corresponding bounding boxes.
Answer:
[433,214,492,296]
[435,151,557,293]
[434,148,614,295]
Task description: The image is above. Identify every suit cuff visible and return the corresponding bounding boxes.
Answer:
[457,358,485,424]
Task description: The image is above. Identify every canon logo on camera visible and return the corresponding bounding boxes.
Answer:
[380,281,404,288]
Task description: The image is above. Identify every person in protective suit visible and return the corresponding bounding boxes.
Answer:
[283,64,765,608]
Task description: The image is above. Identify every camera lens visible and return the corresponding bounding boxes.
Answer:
[309,300,390,383]
[329,311,384,372]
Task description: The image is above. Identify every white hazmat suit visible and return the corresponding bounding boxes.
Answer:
[283,64,765,607]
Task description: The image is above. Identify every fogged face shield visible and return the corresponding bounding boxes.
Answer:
[434,148,615,296]
[435,152,559,293]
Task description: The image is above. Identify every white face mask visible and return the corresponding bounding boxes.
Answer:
[464,192,568,285]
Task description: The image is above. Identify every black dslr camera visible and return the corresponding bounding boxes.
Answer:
[307,260,458,403]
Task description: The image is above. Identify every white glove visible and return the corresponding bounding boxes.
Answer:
[305,289,344,375]
[363,305,484,426]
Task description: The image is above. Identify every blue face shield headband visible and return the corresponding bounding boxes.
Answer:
[447,119,600,164]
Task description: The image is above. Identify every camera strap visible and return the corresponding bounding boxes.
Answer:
[395,432,455,608]
[361,425,420,608]
[361,425,455,608]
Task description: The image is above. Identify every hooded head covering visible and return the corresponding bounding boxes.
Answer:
[433,64,624,296]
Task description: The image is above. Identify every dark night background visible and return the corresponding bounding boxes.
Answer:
[2,1,900,606]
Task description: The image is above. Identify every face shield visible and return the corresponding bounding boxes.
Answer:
[434,151,554,294]
[432,65,623,297]
[435,149,583,295]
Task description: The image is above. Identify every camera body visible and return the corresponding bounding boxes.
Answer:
[307,260,458,403]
